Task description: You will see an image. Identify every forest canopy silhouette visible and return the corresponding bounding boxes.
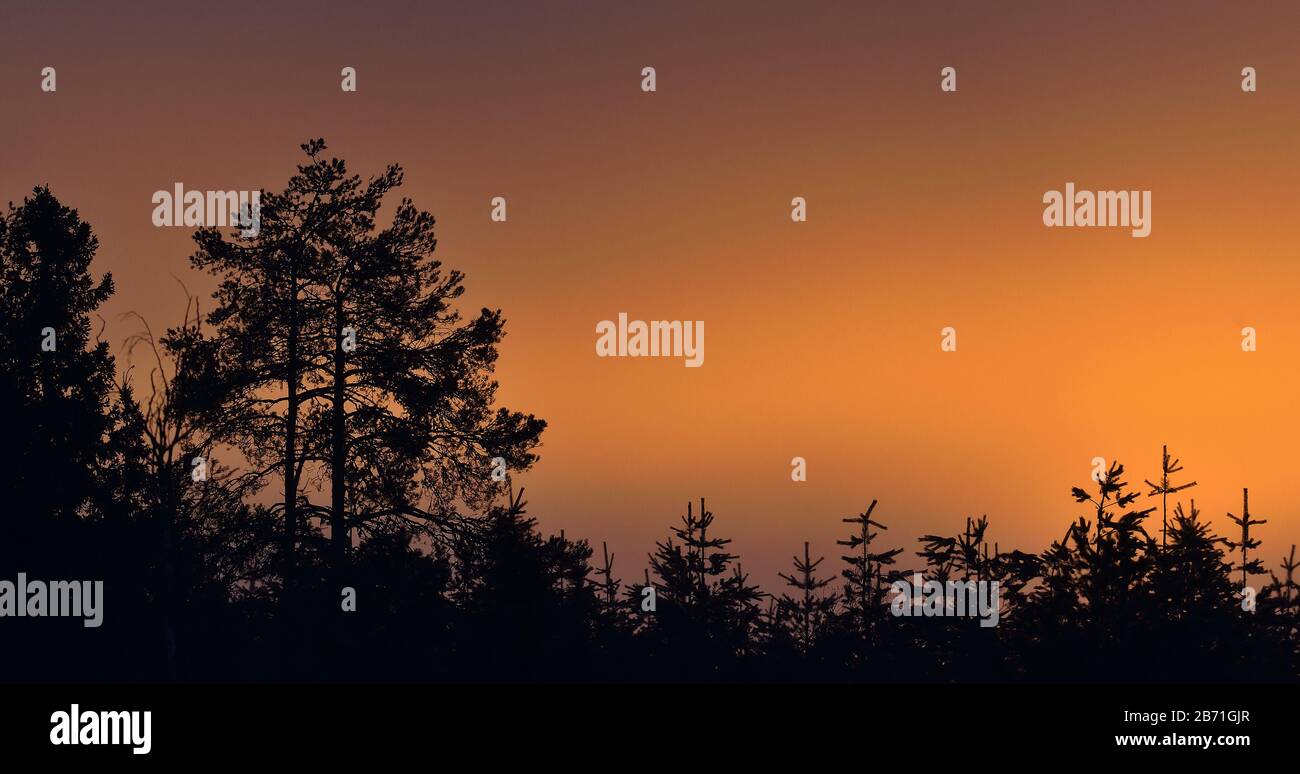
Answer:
[2,140,1297,683]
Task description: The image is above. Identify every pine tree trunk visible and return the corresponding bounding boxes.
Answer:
[1161,445,1168,548]
[330,295,348,571]
[281,264,301,679]
[284,266,300,561]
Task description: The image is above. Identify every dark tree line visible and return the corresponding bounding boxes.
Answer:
[2,141,1298,683]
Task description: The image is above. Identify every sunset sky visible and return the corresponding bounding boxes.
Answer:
[3,0,1300,586]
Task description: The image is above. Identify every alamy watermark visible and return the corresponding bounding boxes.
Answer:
[50,704,151,755]
[890,572,1001,628]
[595,313,704,367]
[152,183,260,236]
[0,573,103,627]
[1042,183,1151,238]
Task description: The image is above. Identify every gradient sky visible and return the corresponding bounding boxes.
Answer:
[3,0,1300,586]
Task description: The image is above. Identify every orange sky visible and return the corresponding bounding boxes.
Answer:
[3,1,1300,586]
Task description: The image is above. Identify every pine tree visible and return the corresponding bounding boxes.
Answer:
[451,489,599,680]
[1268,545,1300,619]
[1070,461,1156,614]
[192,139,546,577]
[1260,545,1300,652]
[189,147,331,568]
[1225,488,1266,590]
[1157,500,1234,618]
[0,187,163,680]
[0,186,122,524]
[776,542,838,653]
[918,515,1040,619]
[836,500,903,637]
[1016,460,1159,681]
[294,140,544,569]
[1137,499,1249,679]
[1143,444,1196,548]
[593,541,620,609]
[919,515,992,582]
[644,499,764,678]
[1072,460,1155,542]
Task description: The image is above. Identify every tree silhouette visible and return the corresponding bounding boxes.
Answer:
[1226,488,1267,590]
[1266,545,1300,625]
[0,188,170,681]
[451,489,599,681]
[117,291,282,680]
[190,140,545,674]
[642,499,764,680]
[1143,500,1244,679]
[1155,500,1233,617]
[776,542,838,654]
[836,500,903,640]
[1015,461,1159,680]
[9,177,1300,686]
[1144,444,1196,548]
[0,186,123,524]
[193,141,545,561]
[913,516,1036,680]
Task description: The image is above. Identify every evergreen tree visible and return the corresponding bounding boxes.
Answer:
[1265,545,1300,627]
[1154,500,1233,617]
[0,187,160,680]
[585,541,641,679]
[0,187,122,524]
[1018,460,1158,681]
[592,541,621,614]
[190,140,546,675]
[836,500,903,638]
[189,149,329,568]
[1225,488,1266,590]
[193,140,545,570]
[914,516,1037,680]
[776,542,838,654]
[1144,444,1196,548]
[451,489,599,680]
[1143,500,1245,679]
[642,499,764,680]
